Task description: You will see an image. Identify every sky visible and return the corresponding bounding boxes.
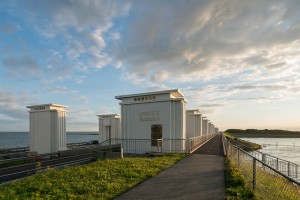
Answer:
[1,0,300,132]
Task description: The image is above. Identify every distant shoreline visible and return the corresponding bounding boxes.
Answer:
[226,129,300,138]
[229,133,300,138]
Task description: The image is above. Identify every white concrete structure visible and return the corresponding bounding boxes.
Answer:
[27,104,67,154]
[115,89,187,153]
[202,117,209,135]
[208,122,214,134]
[97,114,121,143]
[215,127,219,134]
[186,109,202,139]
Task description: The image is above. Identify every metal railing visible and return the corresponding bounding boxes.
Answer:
[223,134,300,199]
[249,151,300,181]
[100,138,186,154]
[188,134,217,153]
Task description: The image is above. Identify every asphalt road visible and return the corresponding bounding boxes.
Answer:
[116,135,225,200]
[0,153,93,183]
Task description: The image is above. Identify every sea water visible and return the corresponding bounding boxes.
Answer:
[0,132,99,149]
[240,137,300,165]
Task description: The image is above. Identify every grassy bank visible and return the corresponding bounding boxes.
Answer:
[225,158,254,200]
[223,132,262,151]
[0,153,186,199]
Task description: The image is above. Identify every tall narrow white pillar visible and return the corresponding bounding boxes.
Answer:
[27,104,68,154]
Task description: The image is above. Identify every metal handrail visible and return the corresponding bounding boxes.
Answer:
[223,133,300,185]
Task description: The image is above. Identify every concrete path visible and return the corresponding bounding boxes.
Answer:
[116,135,225,200]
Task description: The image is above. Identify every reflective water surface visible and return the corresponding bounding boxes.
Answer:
[241,137,300,165]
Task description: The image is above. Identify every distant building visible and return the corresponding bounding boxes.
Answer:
[97,114,121,143]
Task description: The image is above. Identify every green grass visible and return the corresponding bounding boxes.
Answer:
[227,156,300,200]
[252,165,300,200]
[0,153,186,200]
[225,157,255,200]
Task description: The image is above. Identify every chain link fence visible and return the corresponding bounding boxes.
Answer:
[223,135,300,200]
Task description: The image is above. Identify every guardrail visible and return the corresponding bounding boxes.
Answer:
[223,134,300,199]
[100,138,186,154]
[100,135,218,154]
[0,141,98,155]
[0,153,93,184]
[188,134,217,153]
[249,151,300,181]
[0,147,29,154]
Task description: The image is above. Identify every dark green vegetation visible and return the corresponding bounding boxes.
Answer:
[226,129,300,138]
[223,132,262,151]
[224,158,255,200]
[0,153,186,200]
[0,159,33,169]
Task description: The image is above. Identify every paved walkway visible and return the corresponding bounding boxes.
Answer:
[116,135,225,200]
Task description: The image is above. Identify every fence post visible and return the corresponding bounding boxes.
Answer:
[227,141,229,156]
[237,148,240,167]
[253,158,256,190]
[296,164,298,179]
[288,162,290,176]
[276,158,279,170]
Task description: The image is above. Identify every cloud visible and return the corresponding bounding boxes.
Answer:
[2,56,40,77]
[151,70,169,82]
[231,84,287,92]
[113,0,300,84]
[50,86,89,103]
[266,61,287,69]
[0,90,35,121]
[240,96,286,103]
[14,0,130,70]
[50,86,68,94]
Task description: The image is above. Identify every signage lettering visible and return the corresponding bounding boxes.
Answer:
[139,110,159,121]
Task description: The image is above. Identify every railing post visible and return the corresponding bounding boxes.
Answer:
[276,158,279,170]
[253,158,256,190]
[288,162,290,176]
[227,140,229,156]
[262,153,265,163]
[296,164,298,179]
[109,138,112,152]
[237,148,240,167]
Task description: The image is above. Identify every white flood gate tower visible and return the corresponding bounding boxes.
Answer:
[115,89,187,154]
[97,114,121,143]
[27,104,68,154]
[186,109,202,139]
[202,117,209,135]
